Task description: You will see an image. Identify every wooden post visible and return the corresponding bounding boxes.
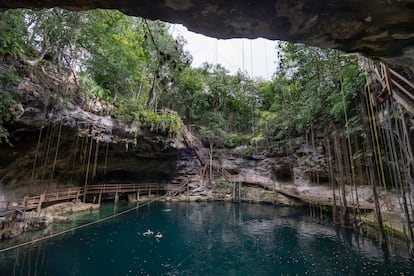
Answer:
[37,193,45,214]
[114,191,119,204]
[98,187,102,205]
[83,136,93,202]
[232,181,236,200]
[238,181,241,201]
[23,196,27,220]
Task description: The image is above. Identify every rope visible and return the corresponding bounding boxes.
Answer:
[250,40,253,77]
[30,126,43,191]
[144,19,159,53]
[365,74,387,190]
[0,195,168,254]
[242,40,245,72]
[215,39,218,64]
[340,77,359,217]
[169,230,211,273]
[264,41,268,80]
[174,244,200,269]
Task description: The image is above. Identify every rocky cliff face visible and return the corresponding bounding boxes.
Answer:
[221,137,329,189]
[0,59,190,201]
[1,0,413,67]
[0,57,383,210]
[0,59,332,204]
[211,138,386,211]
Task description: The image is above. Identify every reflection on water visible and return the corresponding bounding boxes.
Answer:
[0,202,413,275]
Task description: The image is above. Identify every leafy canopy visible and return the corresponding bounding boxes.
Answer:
[0,9,365,147]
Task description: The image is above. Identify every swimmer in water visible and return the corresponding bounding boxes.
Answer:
[143,229,154,236]
[155,232,163,239]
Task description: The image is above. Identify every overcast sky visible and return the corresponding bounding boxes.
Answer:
[170,24,280,80]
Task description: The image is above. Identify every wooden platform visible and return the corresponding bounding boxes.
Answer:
[0,183,183,213]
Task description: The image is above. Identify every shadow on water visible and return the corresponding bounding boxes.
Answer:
[0,202,413,275]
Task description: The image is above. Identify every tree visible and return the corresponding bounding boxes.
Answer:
[79,10,149,101]
[0,10,27,56]
[256,42,365,140]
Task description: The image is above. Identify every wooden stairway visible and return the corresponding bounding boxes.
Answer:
[181,121,240,200]
[160,108,235,183]
[376,63,414,115]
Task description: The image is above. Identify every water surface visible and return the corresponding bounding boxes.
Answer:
[0,202,413,275]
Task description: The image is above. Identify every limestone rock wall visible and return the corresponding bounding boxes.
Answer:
[0,60,184,200]
[220,137,329,189]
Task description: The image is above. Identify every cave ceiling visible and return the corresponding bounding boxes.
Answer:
[1,0,413,67]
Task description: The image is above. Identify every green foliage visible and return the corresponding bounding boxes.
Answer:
[0,10,27,56]
[165,67,209,122]
[113,103,182,137]
[0,125,9,144]
[240,186,249,198]
[0,8,185,140]
[0,8,367,149]
[0,64,20,144]
[140,111,182,136]
[233,145,255,157]
[0,90,16,145]
[78,74,111,102]
[255,42,365,142]
[170,64,260,145]
[251,134,265,147]
[78,10,149,98]
[225,133,250,147]
[214,179,232,189]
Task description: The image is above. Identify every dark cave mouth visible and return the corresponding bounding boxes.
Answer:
[272,167,293,183]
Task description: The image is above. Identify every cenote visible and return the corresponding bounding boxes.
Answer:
[0,202,413,275]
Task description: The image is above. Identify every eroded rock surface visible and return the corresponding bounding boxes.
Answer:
[0,60,185,199]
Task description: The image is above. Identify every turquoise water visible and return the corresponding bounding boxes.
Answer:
[0,202,413,275]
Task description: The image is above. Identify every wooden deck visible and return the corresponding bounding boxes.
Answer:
[0,183,183,214]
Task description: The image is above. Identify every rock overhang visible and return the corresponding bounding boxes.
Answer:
[0,0,413,67]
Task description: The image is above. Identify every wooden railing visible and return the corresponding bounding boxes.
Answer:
[160,108,235,184]
[0,183,183,213]
[44,187,82,202]
[84,183,178,194]
[19,187,83,206]
[180,120,235,179]
[379,63,414,114]
[214,166,233,183]
[387,66,414,100]
[163,108,276,199]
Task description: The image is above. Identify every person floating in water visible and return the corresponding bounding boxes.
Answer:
[155,232,163,239]
[143,229,154,236]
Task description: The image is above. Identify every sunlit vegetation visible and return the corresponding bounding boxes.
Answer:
[0,8,364,147]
